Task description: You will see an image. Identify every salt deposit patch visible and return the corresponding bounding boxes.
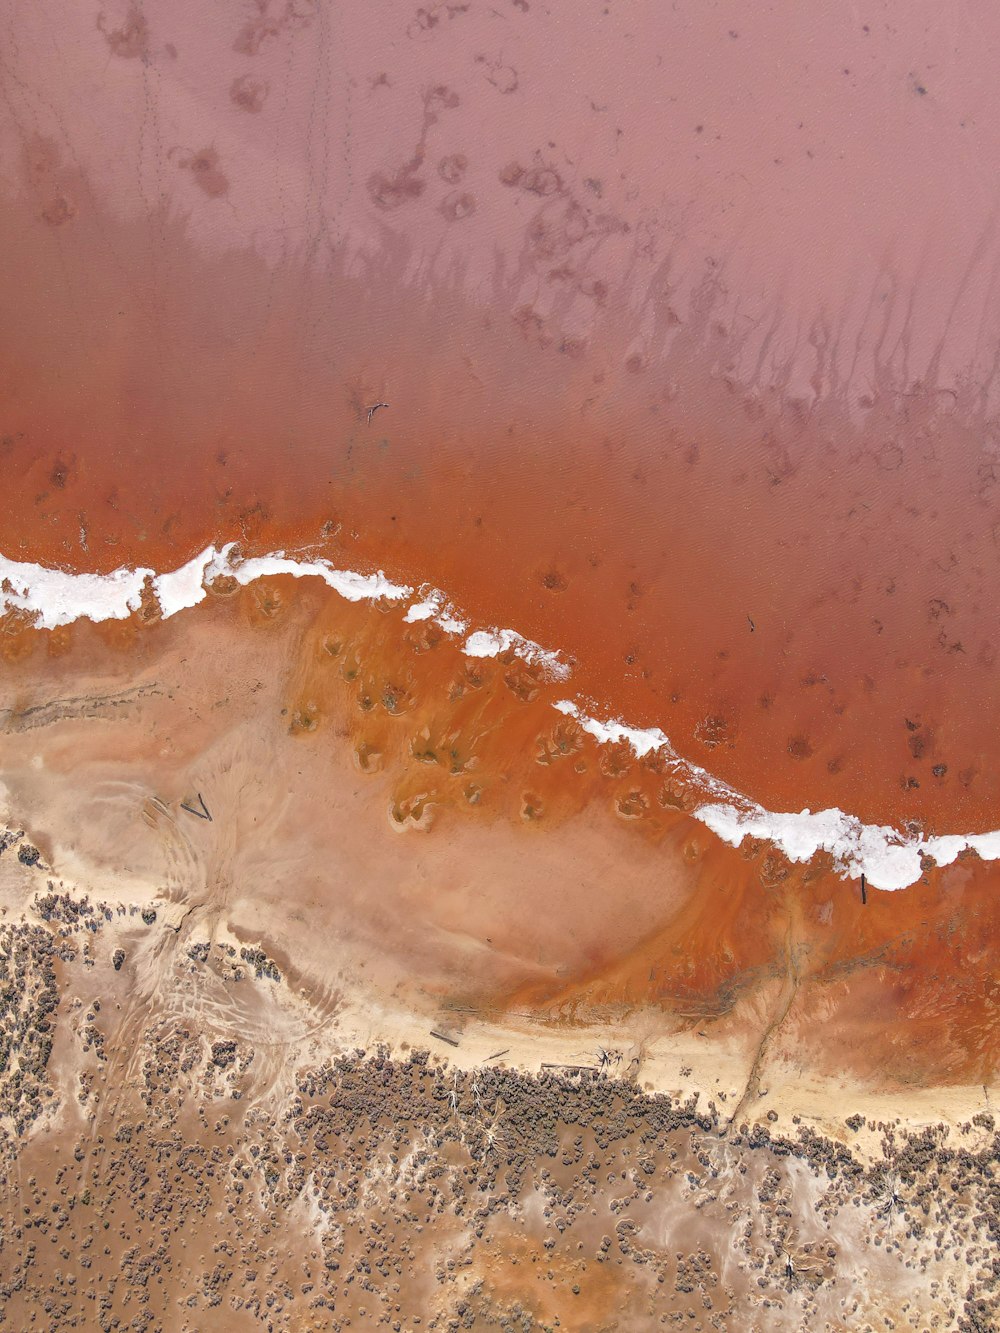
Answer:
[555,699,1000,892]
[0,553,151,628]
[463,628,571,681]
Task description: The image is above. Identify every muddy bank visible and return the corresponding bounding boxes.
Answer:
[2,580,1000,1103]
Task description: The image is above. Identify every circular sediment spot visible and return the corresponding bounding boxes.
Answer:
[616,790,650,820]
[520,793,543,821]
[388,796,434,832]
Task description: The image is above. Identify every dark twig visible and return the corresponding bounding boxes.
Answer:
[180,793,212,822]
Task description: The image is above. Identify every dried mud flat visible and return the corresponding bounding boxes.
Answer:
[0,869,998,1332]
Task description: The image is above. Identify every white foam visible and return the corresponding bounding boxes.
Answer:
[0,543,412,630]
[403,591,442,622]
[464,628,571,681]
[204,543,412,603]
[555,698,1000,892]
[695,803,925,892]
[438,613,469,635]
[152,545,216,618]
[0,552,151,629]
[553,699,731,794]
[402,588,468,635]
[5,542,999,892]
[0,545,558,677]
[553,700,671,761]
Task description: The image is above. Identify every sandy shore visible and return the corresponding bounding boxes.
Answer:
[2,579,998,1126]
[1,841,998,1329]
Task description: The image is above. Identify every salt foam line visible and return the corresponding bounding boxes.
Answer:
[0,543,412,628]
[464,628,570,680]
[553,699,1000,892]
[0,543,571,680]
[3,543,995,889]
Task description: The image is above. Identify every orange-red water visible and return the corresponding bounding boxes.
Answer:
[3,1,1000,833]
[3,194,998,837]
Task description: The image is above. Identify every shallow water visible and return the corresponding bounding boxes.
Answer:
[4,0,1000,842]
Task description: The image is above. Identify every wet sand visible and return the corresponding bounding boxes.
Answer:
[3,581,1000,1097]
